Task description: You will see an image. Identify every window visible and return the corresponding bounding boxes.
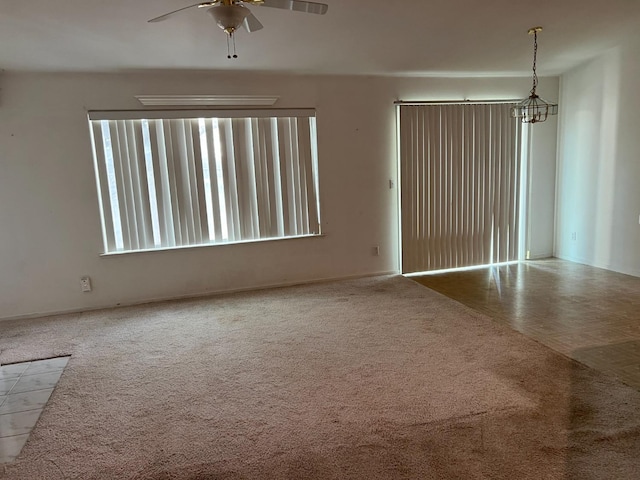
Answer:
[88,109,321,254]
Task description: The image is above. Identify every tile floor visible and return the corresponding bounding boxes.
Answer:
[0,356,69,463]
[411,259,640,390]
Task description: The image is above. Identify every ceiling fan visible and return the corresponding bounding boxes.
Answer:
[148,0,329,58]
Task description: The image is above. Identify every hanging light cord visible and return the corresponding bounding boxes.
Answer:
[530,30,538,97]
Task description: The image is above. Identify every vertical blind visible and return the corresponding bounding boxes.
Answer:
[89,110,321,253]
[399,103,523,273]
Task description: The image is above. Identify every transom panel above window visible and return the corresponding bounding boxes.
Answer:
[88,109,321,254]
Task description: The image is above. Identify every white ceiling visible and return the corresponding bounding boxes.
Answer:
[1,0,639,76]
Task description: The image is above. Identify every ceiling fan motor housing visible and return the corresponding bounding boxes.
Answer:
[208,5,251,34]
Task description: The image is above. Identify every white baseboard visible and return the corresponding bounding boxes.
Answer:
[0,270,400,323]
[554,254,640,278]
[527,253,554,260]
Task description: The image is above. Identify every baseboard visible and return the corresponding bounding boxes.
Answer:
[527,253,554,260]
[0,270,400,323]
[554,254,640,279]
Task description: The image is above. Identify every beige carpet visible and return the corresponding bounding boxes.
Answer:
[1,275,639,479]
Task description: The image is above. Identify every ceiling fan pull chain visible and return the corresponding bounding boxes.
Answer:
[226,32,238,59]
[232,33,238,58]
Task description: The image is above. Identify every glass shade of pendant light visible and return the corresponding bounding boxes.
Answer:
[512,27,558,124]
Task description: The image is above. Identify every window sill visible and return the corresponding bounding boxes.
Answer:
[99,233,325,257]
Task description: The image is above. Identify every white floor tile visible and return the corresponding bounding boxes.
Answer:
[9,371,63,395]
[22,357,70,377]
[0,389,54,415]
[0,409,42,437]
[0,434,29,463]
[0,378,18,396]
[0,364,30,381]
[0,357,69,464]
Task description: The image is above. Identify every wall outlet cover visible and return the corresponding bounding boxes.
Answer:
[80,276,92,292]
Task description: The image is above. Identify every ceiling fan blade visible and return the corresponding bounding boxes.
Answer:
[148,2,214,23]
[242,13,264,32]
[259,0,328,15]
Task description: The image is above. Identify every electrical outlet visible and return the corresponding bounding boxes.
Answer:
[372,245,380,256]
[80,276,92,292]
[571,232,577,241]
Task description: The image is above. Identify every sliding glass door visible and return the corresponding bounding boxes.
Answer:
[398,103,524,274]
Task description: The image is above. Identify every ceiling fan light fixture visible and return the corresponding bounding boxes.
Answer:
[207,5,251,34]
[147,0,329,59]
[511,26,558,124]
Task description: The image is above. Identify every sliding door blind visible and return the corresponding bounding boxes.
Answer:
[399,103,522,273]
[89,111,320,253]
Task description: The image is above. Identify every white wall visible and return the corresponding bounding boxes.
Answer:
[0,71,558,319]
[527,114,558,259]
[556,38,640,277]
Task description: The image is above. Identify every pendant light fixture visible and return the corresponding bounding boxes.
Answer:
[512,26,558,124]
